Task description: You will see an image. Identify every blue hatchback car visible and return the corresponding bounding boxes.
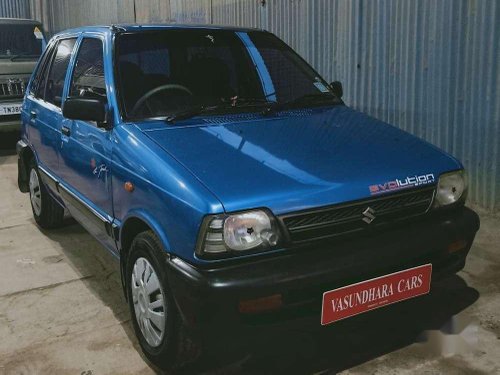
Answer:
[17,24,479,369]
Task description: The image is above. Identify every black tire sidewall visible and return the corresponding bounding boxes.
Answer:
[126,232,178,365]
[27,159,64,229]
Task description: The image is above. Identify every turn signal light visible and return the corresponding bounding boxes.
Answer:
[124,181,134,192]
[238,294,283,314]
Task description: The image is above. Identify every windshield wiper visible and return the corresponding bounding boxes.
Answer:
[165,106,203,123]
[165,93,339,122]
[262,92,340,115]
[231,97,269,106]
[165,99,271,123]
[165,104,224,123]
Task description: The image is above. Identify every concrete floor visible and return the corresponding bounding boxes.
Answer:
[0,153,499,374]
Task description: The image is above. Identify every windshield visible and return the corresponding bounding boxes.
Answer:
[115,29,335,120]
[0,24,44,58]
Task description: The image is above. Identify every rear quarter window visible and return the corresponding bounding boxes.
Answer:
[29,41,56,97]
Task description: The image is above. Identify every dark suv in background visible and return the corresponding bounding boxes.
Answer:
[0,18,46,133]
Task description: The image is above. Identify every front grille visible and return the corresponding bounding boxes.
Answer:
[0,80,27,99]
[281,187,435,242]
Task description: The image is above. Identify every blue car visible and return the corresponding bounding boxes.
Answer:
[16,24,479,370]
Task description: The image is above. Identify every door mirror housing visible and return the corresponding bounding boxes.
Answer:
[330,81,343,99]
[63,98,107,127]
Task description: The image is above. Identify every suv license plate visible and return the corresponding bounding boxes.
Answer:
[0,103,22,116]
[321,264,432,325]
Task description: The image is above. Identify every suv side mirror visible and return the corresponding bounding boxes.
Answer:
[330,81,343,99]
[63,98,107,126]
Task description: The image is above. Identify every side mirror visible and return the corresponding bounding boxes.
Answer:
[63,98,107,127]
[330,81,343,99]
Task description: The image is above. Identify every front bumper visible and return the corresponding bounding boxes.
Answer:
[0,114,21,131]
[165,206,479,346]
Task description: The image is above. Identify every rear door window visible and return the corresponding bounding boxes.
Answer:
[43,38,76,107]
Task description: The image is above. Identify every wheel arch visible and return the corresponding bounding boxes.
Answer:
[119,211,172,300]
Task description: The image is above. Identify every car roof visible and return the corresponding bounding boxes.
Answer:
[0,18,43,26]
[54,23,263,37]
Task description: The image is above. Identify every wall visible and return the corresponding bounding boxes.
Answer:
[269,0,500,212]
[0,0,31,18]
[21,0,500,212]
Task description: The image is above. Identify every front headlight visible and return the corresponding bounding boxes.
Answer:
[434,170,468,207]
[196,209,281,258]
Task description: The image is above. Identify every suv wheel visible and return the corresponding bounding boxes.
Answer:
[28,159,64,229]
[127,231,200,370]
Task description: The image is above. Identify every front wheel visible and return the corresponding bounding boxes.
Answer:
[126,231,200,370]
[28,159,64,229]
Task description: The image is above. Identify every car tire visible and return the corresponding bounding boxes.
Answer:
[28,159,64,229]
[127,231,200,371]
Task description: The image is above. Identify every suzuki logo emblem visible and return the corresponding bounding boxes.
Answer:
[6,78,24,95]
[362,207,376,224]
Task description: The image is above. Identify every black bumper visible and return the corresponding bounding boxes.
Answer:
[165,206,479,340]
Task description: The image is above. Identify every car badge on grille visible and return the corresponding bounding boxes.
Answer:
[362,207,376,224]
[7,78,24,95]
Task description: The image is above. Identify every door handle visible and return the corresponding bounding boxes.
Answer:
[61,126,71,136]
[30,111,37,119]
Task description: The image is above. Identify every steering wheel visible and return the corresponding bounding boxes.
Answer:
[131,84,193,116]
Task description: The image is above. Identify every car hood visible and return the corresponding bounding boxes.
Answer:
[0,60,38,76]
[140,106,461,214]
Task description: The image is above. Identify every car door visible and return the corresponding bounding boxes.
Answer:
[27,37,77,176]
[58,35,116,253]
